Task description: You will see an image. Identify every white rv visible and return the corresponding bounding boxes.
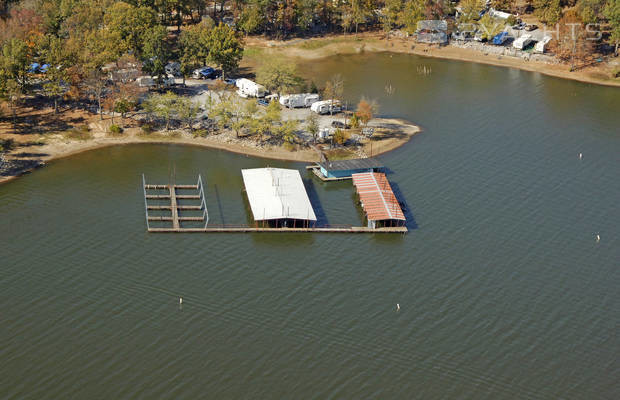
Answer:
[136,75,175,88]
[311,100,342,115]
[535,36,552,54]
[235,78,267,98]
[279,93,320,108]
[513,34,535,50]
[136,76,155,87]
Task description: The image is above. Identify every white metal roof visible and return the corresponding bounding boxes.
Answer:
[242,168,317,221]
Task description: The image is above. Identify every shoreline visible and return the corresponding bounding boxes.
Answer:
[0,117,421,185]
[243,33,620,88]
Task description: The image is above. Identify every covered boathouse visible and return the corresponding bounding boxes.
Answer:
[314,158,384,180]
[241,168,317,228]
[352,172,406,229]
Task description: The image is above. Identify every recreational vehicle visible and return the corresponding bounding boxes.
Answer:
[535,36,552,54]
[513,34,535,50]
[311,100,342,115]
[279,93,320,108]
[235,78,267,98]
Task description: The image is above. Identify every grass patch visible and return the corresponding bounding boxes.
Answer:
[63,125,92,141]
[325,147,356,160]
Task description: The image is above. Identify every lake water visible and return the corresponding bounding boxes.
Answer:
[1,53,619,399]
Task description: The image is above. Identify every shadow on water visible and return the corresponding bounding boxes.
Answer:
[390,181,418,230]
[303,178,329,226]
[213,184,226,225]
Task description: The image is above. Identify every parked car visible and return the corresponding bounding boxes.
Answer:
[512,22,526,30]
[331,121,350,129]
[257,98,269,107]
[525,24,538,31]
[224,78,237,86]
[192,67,218,79]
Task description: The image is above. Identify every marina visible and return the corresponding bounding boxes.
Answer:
[142,166,408,233]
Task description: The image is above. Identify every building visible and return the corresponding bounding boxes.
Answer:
[241,168,317,227]
[352,172,406,229]
[313,158,384,180]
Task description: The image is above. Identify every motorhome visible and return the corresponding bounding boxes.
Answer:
[535,36,552,54]
[513,34,535,50]
[310,100,342,115]
[279,93,320,108]
[235,78,267,98]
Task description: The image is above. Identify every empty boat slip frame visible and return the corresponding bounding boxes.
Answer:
[142,174,209,232]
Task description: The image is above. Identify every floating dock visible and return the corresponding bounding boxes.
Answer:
[142,170,407,234]
[307,158,384,181]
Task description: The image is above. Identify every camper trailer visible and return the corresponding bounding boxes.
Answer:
[136,76,155,87]
[311,100,342,115]
[513,34,535,50]
[535,36,552,53]
[279,93,320,108]
[235,78,267,98]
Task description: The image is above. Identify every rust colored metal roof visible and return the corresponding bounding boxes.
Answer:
[352,172,406,221]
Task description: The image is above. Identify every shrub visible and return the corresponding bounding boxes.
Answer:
[193,129,208,138]
[141,124,153,135]
[109,124,123,135]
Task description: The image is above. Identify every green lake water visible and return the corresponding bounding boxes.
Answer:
[1,53,619,399]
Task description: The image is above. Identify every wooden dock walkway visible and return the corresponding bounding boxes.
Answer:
[147,226,408,233]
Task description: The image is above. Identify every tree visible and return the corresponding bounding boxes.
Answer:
[460,0,486,22]
[0,38,30,90]
[383,0,403,39]
[355,97,377,127]
[576,0,606,23]
[554,9,595,70]
[323,73,344,115]
[604,0,620,55]
[490,0,515,12]
[38,35,71,114]
[178,24,206,86]
[478,14,504,41]
[305,112,319,143]
[176,96,200,129]
[533,0,562,25]
[277,119,298,144]
[143,91,180,130]
[104,2,158,58]
[237,2,265,35]
[256,58,303,95]
[204,23,244,79]
[399,0,425,34]
[141,25,171,84]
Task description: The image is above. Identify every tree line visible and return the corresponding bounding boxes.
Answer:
[0,0,243,123]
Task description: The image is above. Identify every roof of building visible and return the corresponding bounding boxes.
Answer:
[352,172,406,221]
[242,168,317,221]
[318,158,383,172]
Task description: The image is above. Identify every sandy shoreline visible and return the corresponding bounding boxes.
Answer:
[243,33,620,88]
[0,117,421,185]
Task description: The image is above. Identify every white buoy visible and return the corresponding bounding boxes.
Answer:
[396,303,400,311]
[179,297,183,304]
[596,234,600,243]
[579,153,583,160]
